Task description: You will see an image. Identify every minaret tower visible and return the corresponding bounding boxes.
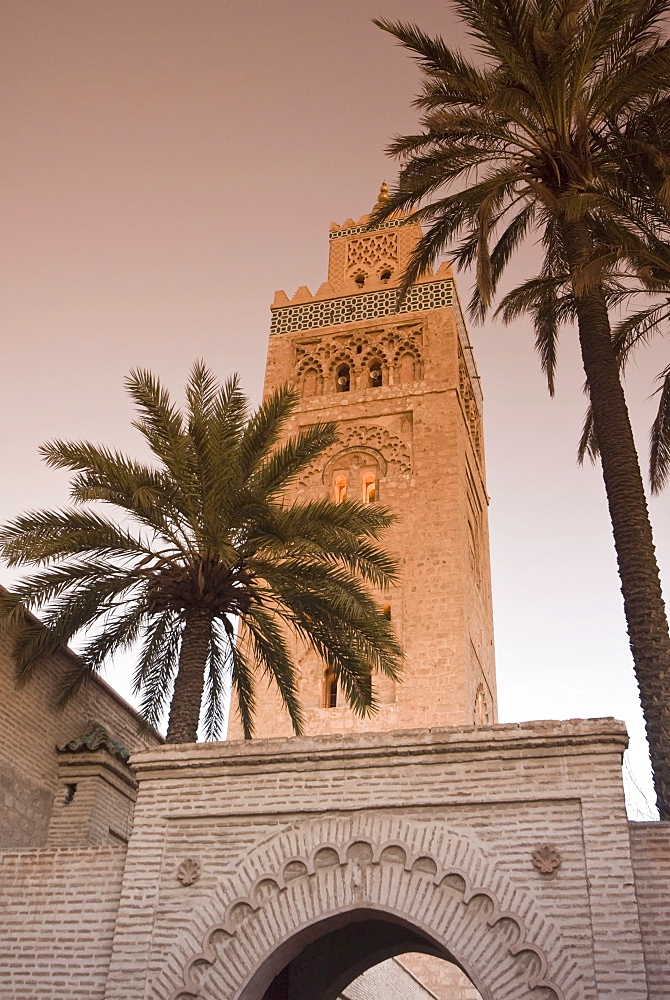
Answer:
[228,185,496,739]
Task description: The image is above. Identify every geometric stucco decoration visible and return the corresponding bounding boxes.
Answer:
[161,814,578,1000]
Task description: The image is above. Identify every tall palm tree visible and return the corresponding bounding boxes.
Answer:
[0,363,401,744]
[372,0,670,818]
[494,115,670,491]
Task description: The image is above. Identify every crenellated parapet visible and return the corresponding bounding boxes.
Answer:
[272,185,453,310]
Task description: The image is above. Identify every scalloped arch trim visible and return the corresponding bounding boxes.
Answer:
[160,814,582,1000]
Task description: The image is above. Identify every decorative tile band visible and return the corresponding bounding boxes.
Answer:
[328,218,410,240]
[270,280,454,336]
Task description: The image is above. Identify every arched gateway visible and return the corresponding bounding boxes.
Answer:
[163,815,570,1000]
[97,719,652,1000]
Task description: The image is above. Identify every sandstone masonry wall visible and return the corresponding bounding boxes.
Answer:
[343,957,439,1000]
[229,208,496,740]
[398,954,482,1000]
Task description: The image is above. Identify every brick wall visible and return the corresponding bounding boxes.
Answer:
[398,954,481,1000]
[46,751,137,848]
[629,821,670,999]
[0,610,161,848]
[343,957,440,1000]
[0,720,664,999]
[0,846,126,999]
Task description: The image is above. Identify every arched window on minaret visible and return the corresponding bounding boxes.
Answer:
[362,473,377,504]
[382,605,391,621]
[334,475,348,504]
[324,667,338,708]
[369,362,383,388]
[336,364,351,392]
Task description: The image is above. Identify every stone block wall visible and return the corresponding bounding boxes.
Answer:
[231,310,495,740]
[342,957,440,999]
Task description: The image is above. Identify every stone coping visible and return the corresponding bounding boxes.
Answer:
[57,748,138,791]
[130,718,628,777]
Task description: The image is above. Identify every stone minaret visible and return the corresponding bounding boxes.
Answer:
[228,185,496,739]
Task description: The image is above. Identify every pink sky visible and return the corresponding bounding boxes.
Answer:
[1,0,667,814]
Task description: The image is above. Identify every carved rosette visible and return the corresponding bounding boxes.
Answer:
[177,858,201,886]
[532,845,562,877]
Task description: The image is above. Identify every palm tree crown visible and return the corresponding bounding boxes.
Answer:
[373,0,670,819]
[0,363,402,743]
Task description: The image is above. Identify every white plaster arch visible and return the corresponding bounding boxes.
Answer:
[158,813,585,1000]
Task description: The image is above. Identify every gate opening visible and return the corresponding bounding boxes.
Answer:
[256,912,482,1000]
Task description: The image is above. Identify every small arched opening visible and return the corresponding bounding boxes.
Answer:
[474,682,490,725]
[362,473,377,504]
[334,475,348,504]
[397,352,417,384]
[336,365,351,393]
[302,368,321,397]
[368,362,383,388]
[323,667,338,709]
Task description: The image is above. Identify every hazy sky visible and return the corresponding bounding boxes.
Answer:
[1,1,667,815]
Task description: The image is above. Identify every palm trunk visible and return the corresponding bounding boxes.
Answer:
[562,218,670,820]
[166,610,211,744]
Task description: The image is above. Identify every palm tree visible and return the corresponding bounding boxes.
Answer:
[0,363,401,744]
[372,0,670,818]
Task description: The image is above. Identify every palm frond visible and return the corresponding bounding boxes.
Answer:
[0,507,151,568]
[200,617,233,740]
[577,403,600,464]
[229,629,256,740]
[254,422,338,497]
[650,363,670,491]
[244,605,305,736]
[236,384,300,483]
[133,613,182,728]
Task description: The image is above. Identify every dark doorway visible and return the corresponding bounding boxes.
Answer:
[258,914,451,1000]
